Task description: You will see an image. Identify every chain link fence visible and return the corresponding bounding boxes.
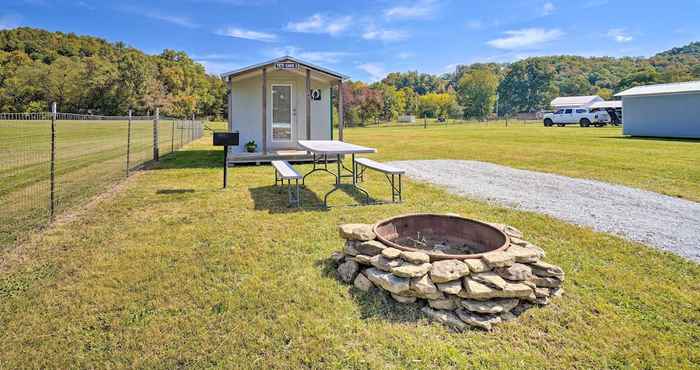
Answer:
[0,107,203,249]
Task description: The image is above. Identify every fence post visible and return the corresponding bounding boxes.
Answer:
[171,120,175,153]
[50,102,57,219]
[153,107,160,161]
[126,110,132,177]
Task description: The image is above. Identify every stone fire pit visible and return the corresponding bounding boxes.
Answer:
[331,214,564,331]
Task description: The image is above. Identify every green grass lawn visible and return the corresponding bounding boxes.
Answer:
[0,122,698,368]
[0,119,196,249]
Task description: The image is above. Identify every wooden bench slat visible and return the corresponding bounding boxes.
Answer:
[271,160,302,179]
[355,158,404,174]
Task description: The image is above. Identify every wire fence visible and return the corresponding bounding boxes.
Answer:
[0,107,203,249]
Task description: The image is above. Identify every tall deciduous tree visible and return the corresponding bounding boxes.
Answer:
[457,68,499,119]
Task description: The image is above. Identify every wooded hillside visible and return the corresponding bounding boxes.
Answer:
[0,27,226,118]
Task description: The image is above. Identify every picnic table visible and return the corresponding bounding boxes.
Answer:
[297,140,376,207]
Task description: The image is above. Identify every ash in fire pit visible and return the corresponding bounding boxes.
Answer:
[374,214,509,260]
[331,214,565,332]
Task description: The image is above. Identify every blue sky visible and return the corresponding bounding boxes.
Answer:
[2,0,700,81]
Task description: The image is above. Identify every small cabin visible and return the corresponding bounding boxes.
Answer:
[221,56,348,163]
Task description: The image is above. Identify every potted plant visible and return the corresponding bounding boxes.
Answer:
[245,140,257,153]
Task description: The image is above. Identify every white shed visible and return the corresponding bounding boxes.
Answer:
[221,56,348,162]
[550,95,604,110]
[615,80,700,139]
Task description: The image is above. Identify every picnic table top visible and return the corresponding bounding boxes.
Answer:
[297,140,377,155]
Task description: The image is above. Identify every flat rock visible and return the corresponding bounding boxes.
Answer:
[353,273,374,292]
[330,251,345,264]
[464,258,490,273]
[436,280,462,295]
[400,251,430,264]
[531,276,563,288]
[495,282,534,299]
[344,240,361,256]
[391,262,432,278]
[391,293,417,304]
[503,225,523,239]
[500,311,517,322]
[370,255,402,272]
[381,247,402,259]
[352,254,373,266]
[429,298,457,310]
[339,224,376,241]
[482,252,515,268]
[460,278,497,299]
[410,274,438,295]
[511,302,533,316]
[495,263,532,281]
[534,287,550,298]
[430,259,470,283]
[460,298,519,314]
[506,245,544,263]
[356,240,386,256]
[529,260,564,278]
[509,237,529,246]
[455,309,501,331]
[471,272,507,290]
[364,268,410,294]
[550,287,564,298]
[337,260,360,283]
[421,307,467,332]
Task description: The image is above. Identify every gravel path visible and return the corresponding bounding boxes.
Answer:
[389,160,700,262]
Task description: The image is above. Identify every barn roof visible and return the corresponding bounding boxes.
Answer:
[550,95,603,107]
[615,80,700,97]
[220,56,348,80]
[589,100,622,109]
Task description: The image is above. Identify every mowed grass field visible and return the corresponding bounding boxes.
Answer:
[0,122,698,368]
[0,119,195,249]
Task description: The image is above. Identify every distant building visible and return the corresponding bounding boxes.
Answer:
[550,95,604,110]
[615,80,700,139]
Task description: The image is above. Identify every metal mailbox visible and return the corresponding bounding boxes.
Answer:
[213,132,239,146]
[212,132,239,188]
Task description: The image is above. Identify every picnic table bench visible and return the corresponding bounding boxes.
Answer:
[354,158,404,203]
[271,160,301,207]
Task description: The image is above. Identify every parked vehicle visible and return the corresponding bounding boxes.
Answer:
[543,108,611,127]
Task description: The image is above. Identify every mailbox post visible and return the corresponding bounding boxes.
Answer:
[213,132,240,188]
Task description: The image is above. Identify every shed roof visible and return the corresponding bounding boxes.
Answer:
[615,80,700,97]
[550,95,602,107]
[220,56,348,80]
[589,100,622,109]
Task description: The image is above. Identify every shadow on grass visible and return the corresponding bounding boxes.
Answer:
[249,185,327,213]
[156,189,195,194]
[315,257,426,324]
[599,135,700,143]
[150,150,223,169]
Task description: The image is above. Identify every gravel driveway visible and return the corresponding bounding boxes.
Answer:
[389,160,700,262]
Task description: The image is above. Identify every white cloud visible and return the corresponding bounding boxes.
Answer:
[0,14,21,30]
[607,28,633,43]
[542,2,555,15]
[385,0,438,20]
[286,14,352,36]
[358,63,387,82]
[466,20,482,30]
[145,12,198,28]
[267,46,350,64]
[362,26,408,42]
[217,27,277,42]
[487,28,564,50]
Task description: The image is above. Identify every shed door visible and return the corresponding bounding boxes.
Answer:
[271,84,294,144]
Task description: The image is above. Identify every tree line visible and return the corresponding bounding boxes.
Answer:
[340,42,700,124]
[1,27,698,123]
[0,27,226,118]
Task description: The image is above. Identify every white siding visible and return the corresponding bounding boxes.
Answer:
[229,70,332,153]
[622,93,700,139]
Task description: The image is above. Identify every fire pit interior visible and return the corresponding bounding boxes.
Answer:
[374,214,509,260]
